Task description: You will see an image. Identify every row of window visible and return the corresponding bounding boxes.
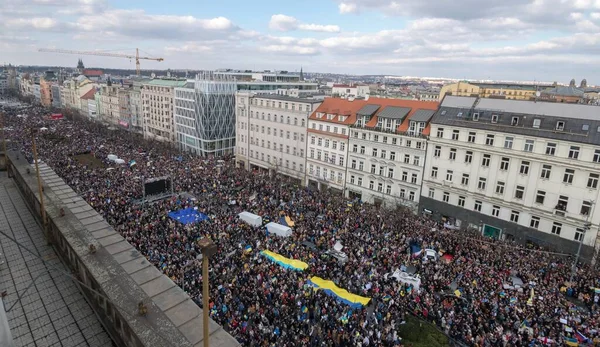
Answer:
[349,160,419,184]
[352,132,424,149]
[350,176,417,200]
[437,128,600,163]
[310,122,348,135]
[353,145,421,165]
[250,111,306,127]
[252,98,312,112]
[309,149,344,166]
[248,150,304,171]
[308,165,344,184]
[310,137,346,151]
[429,189,585,241]
[251,125,306,141]
[249,140,305,157]
[432,156,598,187]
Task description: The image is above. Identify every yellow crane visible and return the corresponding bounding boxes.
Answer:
[38,48,164,76]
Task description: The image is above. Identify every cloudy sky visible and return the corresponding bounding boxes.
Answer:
[1,0,599,82]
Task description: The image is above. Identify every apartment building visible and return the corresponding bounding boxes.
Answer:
[438,81,551,101]
[421,96,600,258]
[118,89,132,129]
[98,84,120,124]
[142,79,187,143]
[235,92,321,182]
[331,84,370,98]
[306,98,366,193]
[347,98,439,210]
[61,76,95,110]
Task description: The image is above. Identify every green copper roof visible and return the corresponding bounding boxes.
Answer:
[145,79,187,87]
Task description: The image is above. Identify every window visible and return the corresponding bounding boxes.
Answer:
[478,177,487,190]
[409,191,415,201]
[357,177,362,186]
[317,138,322,146]
[495,181,505,195]
[436,128,444,138]
[504,137,513,149]
[351,160,357,169]
[381,150,386,159]
[402,171,408,181]
[482,154,490,167]
[537,164,551,180]
[474,200,482,212]
[452,130,459,140]
[468,132,476,143]
[465,151,473,163]
[492,205,500,217]
[388,168,394,178]
[434,146,441,157]
[370,164,376,174]
[588,173,599,189]
[360,146,365,154]
[390,152,396,161]
[428,188,435,198]
[575,229,584,242]
[413,156,420,166]
[377,183,383,192]
[472,113,479,121]
[515,185,524,199]
[500,157,510,171]
[545,143,556,156]
[486,134,495,146]
[352,144,358,153]
[530,216,540,229]
[551,222,562,235]
[411,174,417,184]
[536,190,546,204]
[461,173,470,185]
[594,149,600,163]
[511,116,519,126]
[350,175,356,185]
[369,181,374,190]
[581,200,592,215]
[510,210,520,223]
[563,168,574,184]
[458,196,465,207]
[446,170,453,181]
[431,167,438,178]
[332,141,337,150]
[324,139,329,147]
[372,148,378,157]
[400,189,406,198]
[491,114,499,123]
[533,119,541,128]
[524,140,534,152]
[404,154,411,164]
[443,192,450,202]
[568,146,580,159]
[379,166,384,176]
[406,140,412,148]
[556,121,565,131]
[383,136,388,143]
[449,148,457,160]
[392,138,398,145]
[516,161,529,175]
[359,161,364,171]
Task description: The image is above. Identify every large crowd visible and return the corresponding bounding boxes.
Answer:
[2,100,600,347]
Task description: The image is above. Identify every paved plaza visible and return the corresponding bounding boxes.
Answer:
[0,172,114,347]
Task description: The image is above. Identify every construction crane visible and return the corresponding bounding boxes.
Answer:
[38,48,164,76]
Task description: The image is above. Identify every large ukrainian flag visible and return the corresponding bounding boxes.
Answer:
[260,250,308,271]
[307,276,371,309]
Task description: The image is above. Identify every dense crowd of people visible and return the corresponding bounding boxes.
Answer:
[2,100,600,346]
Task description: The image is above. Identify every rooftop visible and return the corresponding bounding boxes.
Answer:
[145,79,188,88]
[253,93,323,103]
[80,88,96,100]
[82,69,103,77]
[541,85,585,97]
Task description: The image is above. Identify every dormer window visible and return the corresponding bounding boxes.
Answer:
[441,110,447,116]
[556,121,565,131]
[473,113,479,121]
[511,117,518,126]
[583,124,589,131]
[491,114,499,123]
[317,112,324,118]
[533,119,541,128]
[339,116,347,122]
[457,112,463,117]
[327,114,335,120]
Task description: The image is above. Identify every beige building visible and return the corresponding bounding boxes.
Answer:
[142,79,187,143]
[60,75,95,111]
[98,84,121,124]
[439,81,546,101]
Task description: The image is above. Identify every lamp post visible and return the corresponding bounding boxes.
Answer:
[570,200,594,284]
[198,238,217,347]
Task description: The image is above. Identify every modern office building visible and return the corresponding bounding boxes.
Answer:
[421,96,600,257]
[235,92,322,182]
[174,73,237,156]
[347,98,439,210]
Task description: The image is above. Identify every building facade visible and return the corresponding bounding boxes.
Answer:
[142,79,187,143]
[306,98,367,193]
[174,74,236,156]
[118,89,132,129]
[98,84,121,124]
[0,73,8,95]
[331,84,370,98]
[439,81,549,101]
[235,93,321,182]
[421,96,600,258]
[39,78,54,107]
[347,98,439,209]
[51,84,62,108]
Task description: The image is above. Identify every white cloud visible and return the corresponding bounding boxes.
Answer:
[165,43,213,53]
[6,17,61,30]
[338,3,358,14]
[268,14,340,32]
[260,45,319,55]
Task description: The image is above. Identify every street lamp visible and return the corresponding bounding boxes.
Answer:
[198,238,217,347]
[570,201,594,284]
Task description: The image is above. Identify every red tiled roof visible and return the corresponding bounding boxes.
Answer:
[309,98,368,125]
[80,88,96,100]
[82,69,103,77]
[360,98,439,131]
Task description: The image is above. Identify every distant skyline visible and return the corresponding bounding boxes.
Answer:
[2,0,599,83]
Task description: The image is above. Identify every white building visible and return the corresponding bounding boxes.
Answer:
[235,93,321,182]
[332,84,370,98]
[142,79,187,143]
[306,98,362,193]
[347,98,439,210]
[0,73,8,95]
[98,84,120,124]
[421,96,600,258]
